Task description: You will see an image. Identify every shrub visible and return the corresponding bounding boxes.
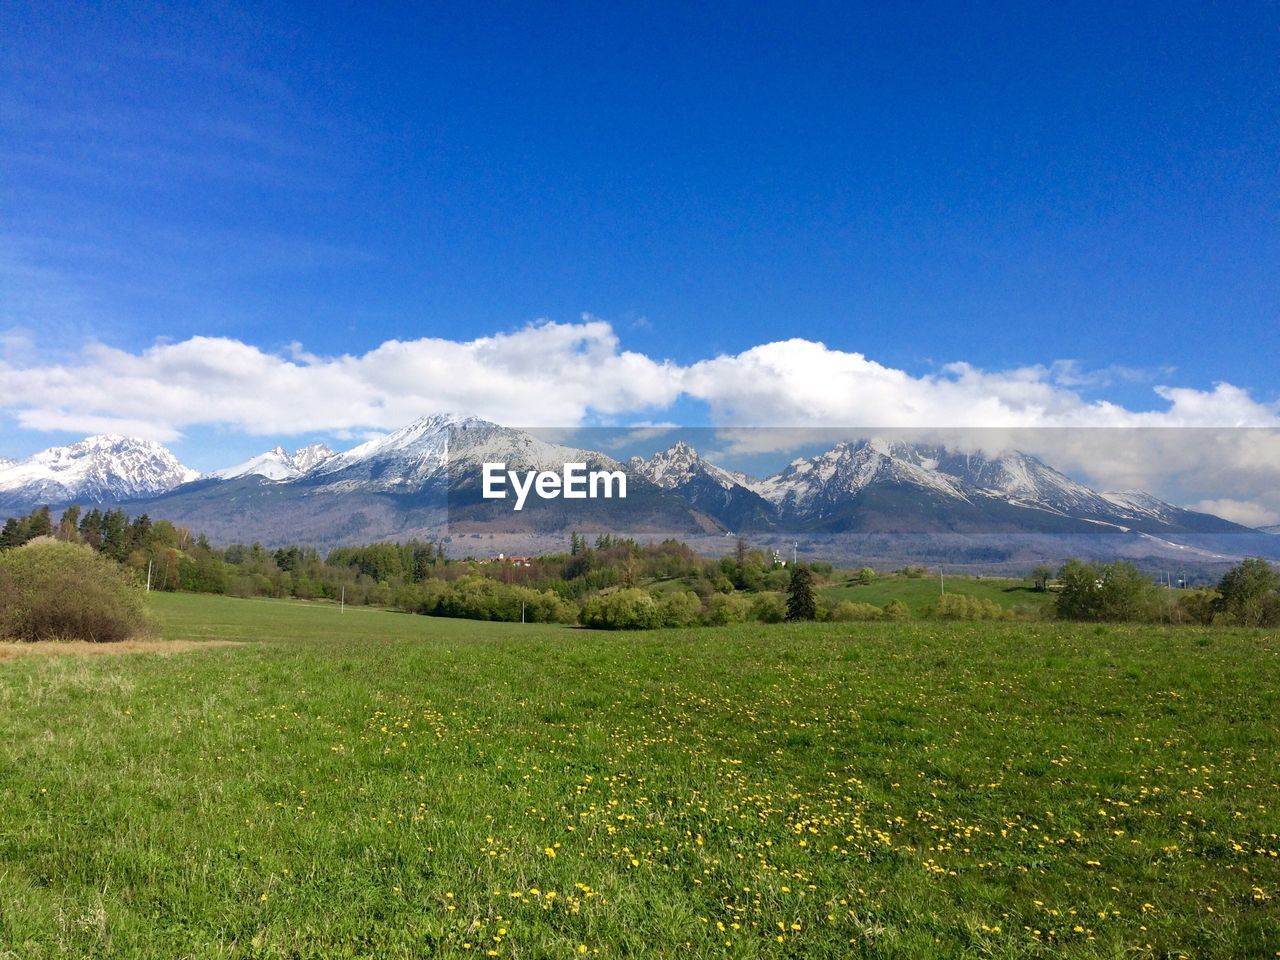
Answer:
[658,590,703,627]
[431,576,576,623]
[703,592,751,626]
[580,588,664,630]
[881,598,911,621]
[826,600,883,622]
[1175,589,1219,626]
[750,591,787,623]
[934,593,1010,621]
[1213,558,1279,626]
[1055,559,1161,623]
[0,541,148,642]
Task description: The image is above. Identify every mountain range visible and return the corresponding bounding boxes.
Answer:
[0,416,1273,564]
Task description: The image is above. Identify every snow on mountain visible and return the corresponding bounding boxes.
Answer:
[215,443,335,481]
[1098,489,1182,523]
[1261,524,1280,535]
[748,439,970,512]
[629,441,751,490]
[932,448,1121,517]
[0,435,199,505]
[307,414,624,493]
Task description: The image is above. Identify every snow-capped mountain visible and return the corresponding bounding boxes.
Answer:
[739,438,1252,535]
[0,435,199,506]
[215,443,335,481]
[749,439,971,518]
[305,414,626,493]
[930,448,1113,516]
[630,441,751,491]
[1,420,1265,556]
[629,442,773,530]
[1259,524,1280,535]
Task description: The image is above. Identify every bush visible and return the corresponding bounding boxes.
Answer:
[1055,559,1161,623]
[881,598,911,621]
[1213,558,1279,626]
[580,588,664,630]
[934,593,1010,621]
[750,592,787,623]
[658,590,703,627]
[826,600,883,622]
[430,576,576,623]
[703,592,752,626]
[0,541,148,642]
[1175,589,1219,626]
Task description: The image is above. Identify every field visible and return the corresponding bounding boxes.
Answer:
[1,594,1277,958]
[822,572,1051,616]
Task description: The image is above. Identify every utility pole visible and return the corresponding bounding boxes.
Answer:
[793,542,798,566]
[521,600,526,624]
[340,584,345,614]
[146,559,152,593]
[939,565,945,596]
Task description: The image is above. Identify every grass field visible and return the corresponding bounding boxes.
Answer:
[822,573,1052,616]
[1,593,1277,958]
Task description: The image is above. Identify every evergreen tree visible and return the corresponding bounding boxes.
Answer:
[59,505,82,541]
[786,565,817,622]
[0,517,24,549]
[28,506,53,539]
[79,508,104,549]
[101,509,130,561]
[128,513,152,551]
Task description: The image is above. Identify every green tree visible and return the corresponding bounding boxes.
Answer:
[0,517,25,550]
[1213,557,1279,626]
[58,505,82,541]
[28,506,53,539]
[1031,563,1054,592]
[1055,559,1160,622]
[580,588,663,630]
[786,565,817,622]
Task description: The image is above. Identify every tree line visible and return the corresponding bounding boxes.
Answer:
[2,504,1276,630]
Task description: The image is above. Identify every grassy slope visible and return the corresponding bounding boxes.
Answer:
[0,593,1275,958]
[822,573,1053,616]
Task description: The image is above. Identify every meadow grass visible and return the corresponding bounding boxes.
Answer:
[0,592,1276,958]
[821,573,1051,616]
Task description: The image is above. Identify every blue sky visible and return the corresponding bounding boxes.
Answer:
[1,1,1278,474]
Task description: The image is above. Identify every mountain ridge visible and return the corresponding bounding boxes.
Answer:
[0,435,199,506]
[0,421,1268,559]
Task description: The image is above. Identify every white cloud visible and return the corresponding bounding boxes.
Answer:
[2,318,1278,515]
[1188,499,1280,530]
[678,340,1278,429]
[0,319,681,436]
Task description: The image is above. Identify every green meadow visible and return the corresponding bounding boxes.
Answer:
[821,573,1051,617]
[1,593,1277,958]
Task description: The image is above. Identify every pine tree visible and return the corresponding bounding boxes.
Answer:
[27,506,53,538]
[786,565,817,622]
[59,505,82,541]
[0,517,24,549]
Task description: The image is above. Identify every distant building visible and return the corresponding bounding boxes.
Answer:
[491,552,534,567]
